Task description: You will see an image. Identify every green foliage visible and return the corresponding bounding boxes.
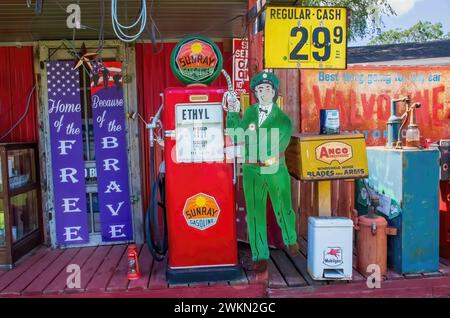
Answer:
[300,0,395,41]
[368,21,450,45]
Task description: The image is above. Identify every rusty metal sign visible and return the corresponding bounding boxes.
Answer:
[300,66,450,145]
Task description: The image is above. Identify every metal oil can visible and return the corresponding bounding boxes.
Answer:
[354,203,397,276]
[320,109,340,135]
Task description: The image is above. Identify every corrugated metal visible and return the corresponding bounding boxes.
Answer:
[0,46,38,143]
[0,0,247,42]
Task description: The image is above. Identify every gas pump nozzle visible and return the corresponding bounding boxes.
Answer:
[221,69,240,113]
[145,96,167,262]
[221,69,240,185]
[147,100,164,148]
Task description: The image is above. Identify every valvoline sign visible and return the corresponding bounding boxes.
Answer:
[183,193,221,230]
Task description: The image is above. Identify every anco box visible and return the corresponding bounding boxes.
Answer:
[285,133,368,181]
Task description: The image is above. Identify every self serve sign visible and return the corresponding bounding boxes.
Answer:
[264,6,348,69]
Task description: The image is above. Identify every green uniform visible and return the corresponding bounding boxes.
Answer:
[226,103,298,261]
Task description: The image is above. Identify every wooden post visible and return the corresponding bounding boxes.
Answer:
[317,180,332,216]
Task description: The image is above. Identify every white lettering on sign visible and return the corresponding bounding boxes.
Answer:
[60,168,79,183]
[62,198,81,213]
[233,38,250,97]
[85,167,97,178]
[91,95,124,108]
[102,136,119,149]
[63,226,84,241]
[103,158,120,171]
[105,181,122,193]
[106,201,124,216]
[109,225,126,238]
[58,140,76,155]
[48,99,81,113]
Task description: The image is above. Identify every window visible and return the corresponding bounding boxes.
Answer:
[10,190,38,243]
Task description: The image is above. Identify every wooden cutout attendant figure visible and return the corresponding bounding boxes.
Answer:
[224,70,299,273]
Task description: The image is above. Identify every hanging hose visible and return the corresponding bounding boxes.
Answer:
[145,145,167,262]
[144,105,167,261]
[111,0,147,43]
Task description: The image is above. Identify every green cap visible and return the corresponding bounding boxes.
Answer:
[250,71,280,92]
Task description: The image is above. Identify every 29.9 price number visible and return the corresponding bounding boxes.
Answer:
[289,25,344,62]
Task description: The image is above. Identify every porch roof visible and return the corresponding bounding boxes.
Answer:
[0,0,248,43]
[349,40,450,65]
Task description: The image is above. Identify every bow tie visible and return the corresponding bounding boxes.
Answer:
[259,108,269,114]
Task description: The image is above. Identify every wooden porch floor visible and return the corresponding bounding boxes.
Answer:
[0,239,449,298]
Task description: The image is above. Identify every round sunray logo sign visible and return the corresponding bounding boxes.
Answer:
[182,193,220,230]
[170,36,223,85]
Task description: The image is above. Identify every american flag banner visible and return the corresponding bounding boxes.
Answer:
[91,61,133,242]
[47,60,89,245]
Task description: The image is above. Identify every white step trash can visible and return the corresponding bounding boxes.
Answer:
[307,217,353,280]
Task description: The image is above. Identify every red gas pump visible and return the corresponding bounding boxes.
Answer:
[145,36,240,284]
[164,86,239,282]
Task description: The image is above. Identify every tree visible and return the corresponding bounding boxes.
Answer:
[368,21,450,45]
[300,0,395,41]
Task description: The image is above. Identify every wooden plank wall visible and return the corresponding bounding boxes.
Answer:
[276,69,355,238]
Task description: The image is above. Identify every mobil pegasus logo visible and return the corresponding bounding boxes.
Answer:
[315,141,353,164]
[323,247,343,267]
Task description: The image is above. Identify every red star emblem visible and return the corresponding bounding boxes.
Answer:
[73,43,98,72]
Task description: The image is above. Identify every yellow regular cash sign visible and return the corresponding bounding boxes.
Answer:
[264,6,348,69]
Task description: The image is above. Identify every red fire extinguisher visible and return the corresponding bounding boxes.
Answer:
[127,244,141,280]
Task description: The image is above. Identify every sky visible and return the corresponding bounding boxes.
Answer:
[349,0,450,46]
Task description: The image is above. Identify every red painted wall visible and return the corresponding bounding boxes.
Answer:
[0,46,38,143]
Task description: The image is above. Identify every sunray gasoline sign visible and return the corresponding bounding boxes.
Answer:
[183,193,220,230]
[264,6,347,69]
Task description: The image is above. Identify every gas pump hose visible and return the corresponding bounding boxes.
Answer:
[145,145,168,262]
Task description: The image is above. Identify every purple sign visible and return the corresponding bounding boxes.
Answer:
[47,60,89,245]
[91,61,133,242]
